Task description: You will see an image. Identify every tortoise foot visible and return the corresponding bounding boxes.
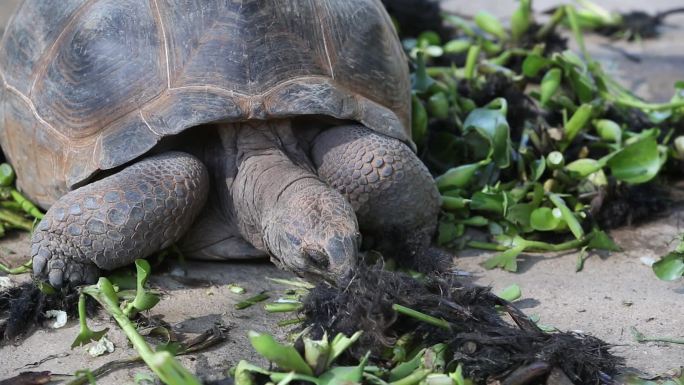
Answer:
[312,125,440,266]
[31,152,209,288]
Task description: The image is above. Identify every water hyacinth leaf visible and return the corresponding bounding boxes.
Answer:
[510,0,532,41]
[304,334,331,374]
[540,68,562,106]
[506,203,534,228]
[530,207,562,231]
[236,292,270,309]
[548,194,584,239]
[607,138,662,184]
[235,360,272,385]
[389,349,425,381]
[318,353,369,385]
[482,244,525,272]
[474,11,508,40]
[464,45,481,80]
[427,92,449,119]
[652,252,684,281]
[563,104,593,145]
[443,39,471,54]
[594,119,622,143]
[328,331,363,368]
[417,31,441,46]
[587,229,621,251]
[441,195,469,211]
[522,54,550,77]
[436,163,482,190]
[498,284,522,302]
[412,95,428,144]
[470,191,505,215]
[530,158,547,181]
[248,331,313,375]
[72,294,109,348]
[565,158,602,178]
[463,98,512,168]
[123,259,160,318]
[443,15,475,36]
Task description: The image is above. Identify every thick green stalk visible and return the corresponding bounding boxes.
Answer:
[10,189,44,219]
[392,304,450,330]
[83,279,202,385]
[0,208,33,231]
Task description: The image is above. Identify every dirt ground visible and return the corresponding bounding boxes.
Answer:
[0,1,683,383]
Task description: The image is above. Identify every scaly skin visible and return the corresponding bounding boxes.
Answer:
[312,125,440,261]
[31,152,209,288]
[231,123,360,280]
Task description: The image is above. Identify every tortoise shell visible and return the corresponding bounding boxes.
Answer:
[0,0,410,209]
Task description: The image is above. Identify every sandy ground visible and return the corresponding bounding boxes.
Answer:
[0,0,683,383]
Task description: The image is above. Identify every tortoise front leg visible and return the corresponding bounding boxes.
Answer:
[312,125,440,263]
[31,152,209,288]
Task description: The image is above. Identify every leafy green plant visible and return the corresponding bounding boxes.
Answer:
[408,0,683,273]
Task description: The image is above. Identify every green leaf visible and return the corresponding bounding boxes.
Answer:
[497,284,522,302]
[522,54,550,77]
[443,39,471,54]
[563,104,593,145]
[607,138,662,184]
[587,229,621,251]
[540,68,562,106]
[470,191,505,215]
[463,98,512,168]
[565,158,602,178]
[328,331,362,368]
[304,334,331,374]
[482,244,525,272]
[530,207,562,231]
[474,11,508,40]
[123,259,160,318]
[506,203,534,228]
[510,0,532,41]
[436,163,482,190]
[235,360,272,385]
[548,194,584,239]
[412,95,428,144]
[248,331,313,375]
[594,119,622,143]
[427,92,449,119]
[236,292,270,309]
[318,353,369,385]
[652,252,684,281]
[389,349,425,381]
[437,221,460,245]
[71,294,109,348]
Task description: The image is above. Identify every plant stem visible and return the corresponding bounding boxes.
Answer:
[11,189,44,219]
[83,279,202,385]
[0,208,33,231]
[466,241,508,251]
[392,304,451,330]
[0,259,31,274]
[464,45,481,80]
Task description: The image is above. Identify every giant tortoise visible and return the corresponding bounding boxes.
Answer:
[0,0,441,288]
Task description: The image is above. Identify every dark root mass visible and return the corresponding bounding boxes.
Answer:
[594,182,670,229]
[301,265,622,384]
[0,282,91,343]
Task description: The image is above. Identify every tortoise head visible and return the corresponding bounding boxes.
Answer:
[262,184,360,282]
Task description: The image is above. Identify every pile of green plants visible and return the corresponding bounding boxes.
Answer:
[401,0,684,279]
